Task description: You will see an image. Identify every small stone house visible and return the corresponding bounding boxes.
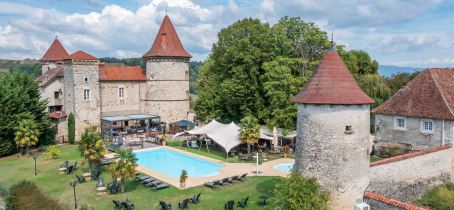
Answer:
[372,68,454,153]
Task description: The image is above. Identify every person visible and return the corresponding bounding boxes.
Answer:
[264,142,267,149]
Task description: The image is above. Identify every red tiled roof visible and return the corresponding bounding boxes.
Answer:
[372,68,454,120]
[99,64,145,81]
[142,16,192,58]
[63,51,99,60]
[39,39,69,61]
[291,49,374,104]
[49,111,66,119]
[365,191,431,210]
[35,67,64,87]
[370,144,452,167]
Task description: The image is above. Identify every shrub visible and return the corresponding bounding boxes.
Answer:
[43,145,60,161]
[0,182,7,197]
[19,147,26,156]
[273,171,330,210]
[37,145,48,152]
[37,126,57,146]
[68,113,75,144]
[5,180,64,210]
[414,183,454,209]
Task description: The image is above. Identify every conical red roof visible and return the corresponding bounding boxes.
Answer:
[63,51,98,60]
[39,39,69,61]
[291,48,374,104]
[142,16,192,58]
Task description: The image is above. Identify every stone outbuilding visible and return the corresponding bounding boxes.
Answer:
[372,68,454,154]
[291,46,374,209]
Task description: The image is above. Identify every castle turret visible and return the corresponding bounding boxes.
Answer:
[40,38,69,75]
[291,47,374,209]
[63,51,101,138]
[142,15,191,124]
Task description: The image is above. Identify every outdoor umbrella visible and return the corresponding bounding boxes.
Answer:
[272,127,278,151]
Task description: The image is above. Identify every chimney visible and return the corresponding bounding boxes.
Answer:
[161,32,167,48]
[99,62,105,70]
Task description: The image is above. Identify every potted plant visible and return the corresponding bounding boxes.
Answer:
[180,170,188,188]
[283,145,290,158]
[161,135,169,146]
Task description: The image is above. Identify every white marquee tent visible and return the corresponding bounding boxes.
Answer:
[187,120,242,155]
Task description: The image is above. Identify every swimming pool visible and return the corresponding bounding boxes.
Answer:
[273,163,294,172]
[134,148,224,178]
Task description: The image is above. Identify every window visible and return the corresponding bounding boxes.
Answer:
[424,122,433,131]
[119,87,124,99]
[84,77,89,82]
[394,116,406,130]
[345,126,353,134]
[54,92,59,99]
[84,89,90,100]
[44,75,48,82]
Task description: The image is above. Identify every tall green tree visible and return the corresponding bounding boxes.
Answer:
[107,148,138,194]
[0,72,47,157]
[384,71,420,96]
[239,115,260,154]
[357,74,391,117]
[14,119,40,157]
[77,131,105,173]
[68,113,75,144]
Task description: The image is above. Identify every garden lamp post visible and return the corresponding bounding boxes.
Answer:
[32,155,38,176]
[69,180,77,209]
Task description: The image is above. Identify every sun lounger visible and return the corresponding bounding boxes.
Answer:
[204,182,216,190]
[231,175,240,182]
[238,173,248,182]
[226,177,234,184]
[147,180,162,189]
[191,193,201,204]
[154,183,170,192]
[134,175,150,183]
[141,178,156,186]
[237,197,249,208]
[220,178,230,187]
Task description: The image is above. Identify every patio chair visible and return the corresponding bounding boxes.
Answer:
[238,153,243,161]
[160,201,171,210]
[191,193,201,204]
[178,199,189,210]
[92,171,101,180]
[225,201,235,210]
[60,160,68,168]
[110,183,120,194]
[238,173,249,182]
[154,183,170,192]
[204,182,216,190]
[107,179,118,191]
[112,200,122,210]
[73,161,77,170]
[122,202,135,210]
[66,166,74,174]
[76,175,86,183]
[246,155,252,161]
[237,197,249,208]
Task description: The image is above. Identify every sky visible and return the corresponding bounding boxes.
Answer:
[1,0,454,68]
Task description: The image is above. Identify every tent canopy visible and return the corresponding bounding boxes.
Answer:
[187,120,241,152]
[170,120,197,127]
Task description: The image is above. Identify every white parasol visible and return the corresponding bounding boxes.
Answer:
[272,127,278,148]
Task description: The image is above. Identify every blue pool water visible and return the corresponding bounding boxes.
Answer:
[134,149,224,178]
[273,163,294,172]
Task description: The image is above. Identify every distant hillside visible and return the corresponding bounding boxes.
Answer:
[0,59,41,78]
[379,65,426,77]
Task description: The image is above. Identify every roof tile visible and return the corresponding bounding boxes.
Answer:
[370,144,452,167]
[365,191,431,210]
[35,67,64,87]
[99,64,145,81]
[49,111,66,119]
[39,39,69,61]
[63,51,99,60]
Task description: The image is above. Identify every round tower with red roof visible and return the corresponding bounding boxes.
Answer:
[142,15,191,124]
[291,47,374,209]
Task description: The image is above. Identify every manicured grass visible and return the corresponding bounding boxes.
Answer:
[370,157,383,162]
[168,141,288,163]
[414,183,454,209]
[0,144,280,209]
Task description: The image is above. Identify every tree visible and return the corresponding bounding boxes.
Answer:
[384,71,420,96]
[68,113,75,144]
[76,131,105,173]
[339,49,379,80]
[274,171,330,210]
[37,115,56,146]
[14,119,40,157]
[0,72,47,157]
[357,74,391,118]
[107,148,138,194]
[239,115,260,154]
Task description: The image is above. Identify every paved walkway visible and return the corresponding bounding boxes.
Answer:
[107,146,294,189]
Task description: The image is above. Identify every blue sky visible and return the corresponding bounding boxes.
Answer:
[1,0,454,68]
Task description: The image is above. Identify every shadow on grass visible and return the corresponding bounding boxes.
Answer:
[252,177,281,208]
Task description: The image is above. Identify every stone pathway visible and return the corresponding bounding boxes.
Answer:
[106,146,294,189]
[0,197,5,210]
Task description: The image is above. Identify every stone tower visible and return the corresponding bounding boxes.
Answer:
[63,51,101,138]
[142,15,191,124]
[291,47,375,209]
[39,38,69,75]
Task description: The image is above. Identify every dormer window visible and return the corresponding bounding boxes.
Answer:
[44,75,48,82]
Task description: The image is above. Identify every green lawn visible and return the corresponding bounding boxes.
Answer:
[168,141,290,163]
[0,144,280,209]
[370,157,383,162]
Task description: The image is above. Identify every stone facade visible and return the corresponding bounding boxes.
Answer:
[375,114,454,152]
[41,61,57,75]
[64,59,101,138]
[294,104,371,210]
[143,57,190,124]
[100,81,142,113]
[370,146,453,202]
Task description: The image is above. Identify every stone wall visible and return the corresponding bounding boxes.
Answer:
[141,100,189,124]
[57,118,68,139]
[375,114,454,152]
[41,61,57,75]
[370,145,453,202]
[294,104,371,210]
[364,198,402,210]
[100,81,141,112]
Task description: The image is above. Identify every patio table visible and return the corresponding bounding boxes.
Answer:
[83,172,92,180]
[96,187,106,195]
[258,195,270,207]
[59,167,67,174]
